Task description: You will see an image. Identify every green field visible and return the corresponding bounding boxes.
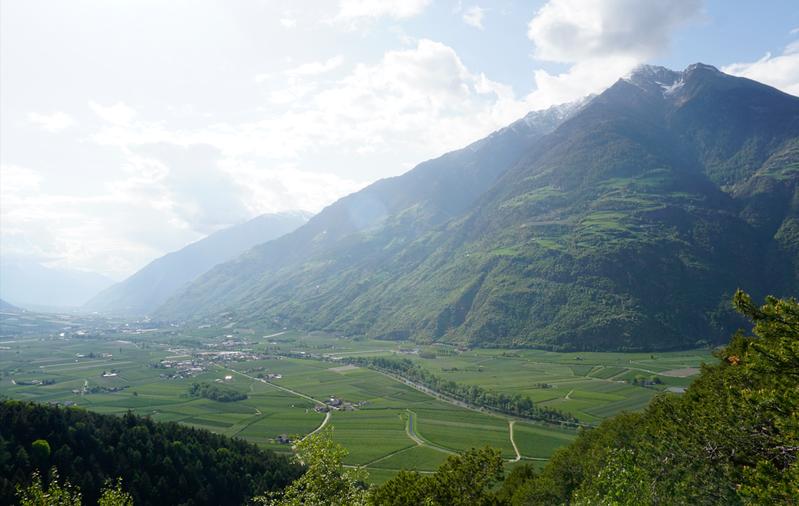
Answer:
[0,319,714,482]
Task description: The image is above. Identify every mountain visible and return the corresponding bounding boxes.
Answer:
[0,299,19,312]
[156,64,799,351]
[154,99,589,321]
[84,211,310,315]
[0,258,115,309]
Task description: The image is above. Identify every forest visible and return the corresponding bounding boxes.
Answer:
[0,401,300,505]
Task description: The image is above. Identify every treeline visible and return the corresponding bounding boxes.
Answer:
[188,382,247,402]
[348,356,579,426]
[0,402,301,505]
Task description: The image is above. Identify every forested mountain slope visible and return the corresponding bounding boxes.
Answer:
[84,211,309,315]
[158,64,799,351]
[155,101,587,322]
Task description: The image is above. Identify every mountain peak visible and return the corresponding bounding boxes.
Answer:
[684,62,721,74]
[621,62,726,99]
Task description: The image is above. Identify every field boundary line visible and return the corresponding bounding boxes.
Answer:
[606,369,630,381]
[219,365,327,406]
[362,442,417,468]
[230,412,268,439]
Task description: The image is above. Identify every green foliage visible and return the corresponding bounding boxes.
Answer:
[507,291,799,504]
[188,382,247,402]
[255,428,369,506]
[369,447,504,505]
[16,469,81,506]
[30,440,50,470]
[0,401,301,505]
[17,470,136,506]
[494,463,537,504]
[97,478,133,506]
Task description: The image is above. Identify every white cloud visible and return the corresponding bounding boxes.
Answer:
[0,163,200,278]
[524,0,702,108]
[89,101,137,125]
[286,55,345,77]
[27,111,75,132]
[91,39,529,164]
[334,0,431,22]
[462,6,486,30]
[528,0,702,62]
[723,41,799,96]
[32,38,527,276]
[280,18,297,28]
[217,160,367,215]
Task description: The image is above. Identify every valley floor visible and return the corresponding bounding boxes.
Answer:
[0,320,713,483]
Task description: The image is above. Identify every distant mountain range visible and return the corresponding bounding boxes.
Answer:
[0,259,115,310]
[155,64,799,351]
[0,299,19,312]
[84,211,310,315]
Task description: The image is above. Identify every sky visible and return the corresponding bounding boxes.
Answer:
[2,0,798,281]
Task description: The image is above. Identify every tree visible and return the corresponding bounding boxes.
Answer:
[17,470,133,506]
[494,463,536,504]
[30,440,51,471]
[16,468,81,506]
[254,428,369,506]
[370,447,504,505]
[97,478,134,506]
[507,291,799,504]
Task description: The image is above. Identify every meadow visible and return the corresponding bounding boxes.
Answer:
[0,322,714,483]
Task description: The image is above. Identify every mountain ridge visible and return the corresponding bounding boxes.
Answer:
[156,64,799,351]
[0,259,115,310]
[84,211,310,315]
